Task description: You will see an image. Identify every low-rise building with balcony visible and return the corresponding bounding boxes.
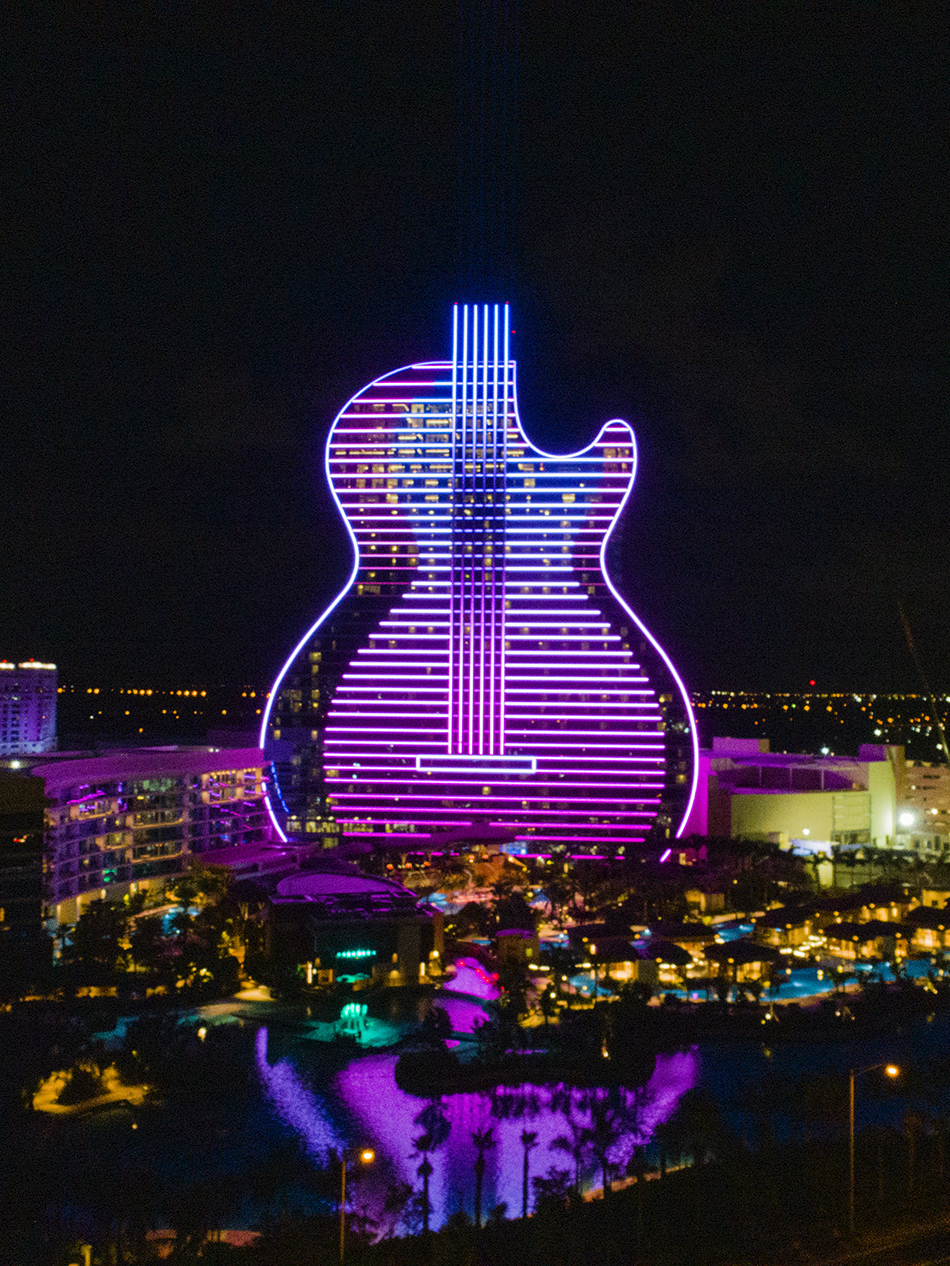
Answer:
[32,746,269,925]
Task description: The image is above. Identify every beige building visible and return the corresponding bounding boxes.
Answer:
[898,761,950,848]
[683,737,901,850]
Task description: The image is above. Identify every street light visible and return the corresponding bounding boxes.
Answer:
[340,1147,375,1265]
[849,1063,899,1236]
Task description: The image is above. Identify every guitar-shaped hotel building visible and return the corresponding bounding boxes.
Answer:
[261,305,698,855]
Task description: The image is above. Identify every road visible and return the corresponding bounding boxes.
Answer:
[806,1216,950,1265]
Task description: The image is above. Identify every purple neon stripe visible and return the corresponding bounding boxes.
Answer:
[323,738,665,751]
[327,721,662,733]
[328,782,666,794]
[330,799,661,812]
[478,304,487,756]
[466,313,477,757]
[489,302,499,756]
[448,304,458,755]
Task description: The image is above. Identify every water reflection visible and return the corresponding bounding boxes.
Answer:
[254,1027,344,1159]
[256,1030,698,1227]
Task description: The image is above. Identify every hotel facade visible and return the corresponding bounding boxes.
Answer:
[0,660,57,756]
[32,746,269,925]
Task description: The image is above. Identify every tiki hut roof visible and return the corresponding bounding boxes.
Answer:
[904,906,950,931]
[856,883,913,905]
[648,920,718,943]
[586,936,639,963]
[807,893,867,915]
[821,919,900,940]
[567,922,609,951]
[756,906,813,930]
[638,939,692,967]
[704,938,782,966]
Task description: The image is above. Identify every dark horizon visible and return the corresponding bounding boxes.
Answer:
[2,6,946,695]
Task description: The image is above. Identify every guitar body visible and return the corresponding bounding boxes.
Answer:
[263,306,697,854]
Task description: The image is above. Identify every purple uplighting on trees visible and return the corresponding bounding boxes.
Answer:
[332,1049,700,1227]
[442,957,501,1003]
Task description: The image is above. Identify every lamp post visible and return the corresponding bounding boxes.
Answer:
[340,1147,375,1265]
[849,1063,898,1236]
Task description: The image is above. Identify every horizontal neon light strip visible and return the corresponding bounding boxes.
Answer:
[333,686,652,699]
[324,734,663,739]
[415,754,538,774]
[339,675,448,684]
[330,798,660,811]
[507,650,632,657]
[506,681,649,689]
[328,715,660,728]
[339,685,449,693]
[323,738,664,751]
[331,796,661,808]
[328,763,662,778]
[329,779,665,793]
[378,619,610,629]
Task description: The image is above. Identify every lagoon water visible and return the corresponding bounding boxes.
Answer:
[53,976,950,1236]
[250,964,702,1225]
[247,987,950,1230]
[255,1026,699,1224]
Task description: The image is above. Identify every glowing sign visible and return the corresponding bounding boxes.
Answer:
[263,305,698,852]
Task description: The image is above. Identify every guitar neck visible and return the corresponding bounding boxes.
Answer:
[449,304,513,757]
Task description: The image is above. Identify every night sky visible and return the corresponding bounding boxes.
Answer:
[2,5,946,694]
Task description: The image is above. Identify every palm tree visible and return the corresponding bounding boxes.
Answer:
[520,1130,539,1218]
[552,1117,588,1194]
[538,984,558,1028]
[416,1156,434,1235]
[471,1126,496,1227]
[660,1087,728,1169]
[583,1097,625,1198]
[412,1100,450,1235]
[547,946,576,1009]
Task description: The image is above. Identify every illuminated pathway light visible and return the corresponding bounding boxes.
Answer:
[262,305,698,852]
